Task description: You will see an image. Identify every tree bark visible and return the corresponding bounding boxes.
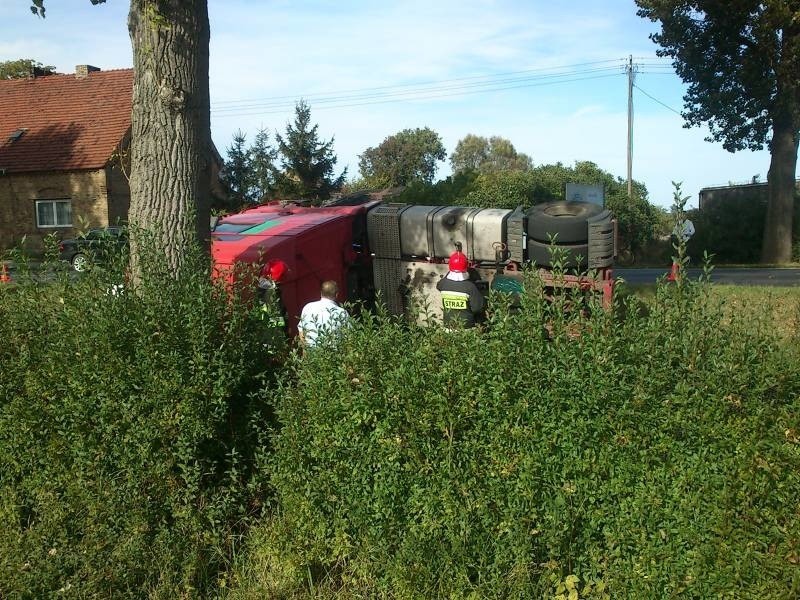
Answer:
[127,0,211,277]
[762,15,800,265]
[761,114,799,264]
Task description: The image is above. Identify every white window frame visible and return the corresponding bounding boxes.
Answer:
[35,199,73,228]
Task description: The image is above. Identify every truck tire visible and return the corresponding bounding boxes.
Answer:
[527,239,588,269]
[527,201,606,244]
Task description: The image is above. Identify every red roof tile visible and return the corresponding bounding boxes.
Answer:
[0,69,133,173]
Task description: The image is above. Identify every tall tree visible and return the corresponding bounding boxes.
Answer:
[127,0,211,275]
[450,134,533,174]
[220,128,277,209]
[32,0,212,277]
[0,58,55,79]
[249,127,278,203]
[636,0,800,263]
[220,130,252,209]
[358,127,446,187]
[274,100,345,204]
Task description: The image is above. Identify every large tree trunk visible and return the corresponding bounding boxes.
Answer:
[761,114,799,264]
[127,0,211,277]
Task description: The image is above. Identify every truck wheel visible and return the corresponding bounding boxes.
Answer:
[527,201,606,244]
[527,239,589,269]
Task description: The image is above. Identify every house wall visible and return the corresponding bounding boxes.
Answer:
[699,180,800,210]
[0,169,112,253]
[106,162,131,226]
[698,183,769,210]
[0,146,221,253]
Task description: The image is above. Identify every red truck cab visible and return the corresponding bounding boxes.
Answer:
[211,200,379,334]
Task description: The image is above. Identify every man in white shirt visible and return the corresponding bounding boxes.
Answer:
[298,280,351,347]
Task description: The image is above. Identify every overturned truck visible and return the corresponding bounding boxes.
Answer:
[211,198,616,334]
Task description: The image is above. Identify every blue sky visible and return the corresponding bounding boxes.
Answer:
[2,0,792,208]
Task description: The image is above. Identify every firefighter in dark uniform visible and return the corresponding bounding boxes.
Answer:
[258,259,288,335]
[436,249,485,328]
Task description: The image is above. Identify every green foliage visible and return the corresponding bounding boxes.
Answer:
[0,58,55,79]
[262,268,800,597]
[275,100,346,204]
[464,169,537,209]
[220,128,278,211]
[635,0,798,153]
[358,128,446,188]
[635,0,800,263]
[250,128,278,204]
[394,171,479,206]
[450,134,533,174]
[688,192,800,263]
[221,130,253,210]
[0,237,280,597]
[29,0,105,19]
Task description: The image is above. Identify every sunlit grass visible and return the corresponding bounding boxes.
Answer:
[627,283,800,338]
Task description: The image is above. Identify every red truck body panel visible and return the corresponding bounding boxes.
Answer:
[211,201,379,333]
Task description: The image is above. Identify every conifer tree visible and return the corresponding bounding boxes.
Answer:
[274,100,346,204]
[220,130,253,209]
[250,128,278,204]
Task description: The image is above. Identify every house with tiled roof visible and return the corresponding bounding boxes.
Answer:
[0,65,224,252]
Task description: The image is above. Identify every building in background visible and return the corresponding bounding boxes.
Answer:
[699,178,800,211]
[0,65,224,253]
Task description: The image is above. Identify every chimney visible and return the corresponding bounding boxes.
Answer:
[75,65,100,79]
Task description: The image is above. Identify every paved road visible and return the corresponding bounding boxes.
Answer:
[615,267,800,287]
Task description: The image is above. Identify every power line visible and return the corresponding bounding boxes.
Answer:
[210,58,626,107]
[633,83,682,115]
[209,58,678,118]
[211,66,624,115]
[211,72,624,118]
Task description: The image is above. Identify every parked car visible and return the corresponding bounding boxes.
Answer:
[59,227,128,271]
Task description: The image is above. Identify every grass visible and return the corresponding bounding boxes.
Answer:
[626,283,800,338]
[710,285,800,337]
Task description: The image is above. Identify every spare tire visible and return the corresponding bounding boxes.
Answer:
[527,239,588,269]
[527,201,606,244]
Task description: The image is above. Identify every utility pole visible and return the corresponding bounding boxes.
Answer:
[626,55,635,198]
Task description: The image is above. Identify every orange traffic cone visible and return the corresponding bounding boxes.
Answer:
[0,264,10,284]
[666,262,679,282]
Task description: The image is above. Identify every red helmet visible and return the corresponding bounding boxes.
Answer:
[264,258,287,282]
[448,251,469,273]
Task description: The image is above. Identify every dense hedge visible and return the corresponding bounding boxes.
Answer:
[266,276,800,598]
[0,241,280,597]
[687,193,800,263]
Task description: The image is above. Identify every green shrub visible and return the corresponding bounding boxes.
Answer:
[0,237,281,597]
[687,193,800,263]
[464,170,537,209]
[394,171,479,206]
[263,273,800,598]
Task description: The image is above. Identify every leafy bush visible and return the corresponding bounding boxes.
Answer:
[394,170,479,206]
[0,237,281,597]
[260,272,800,598]
[464,169,538,209]
[687,193,800,263]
